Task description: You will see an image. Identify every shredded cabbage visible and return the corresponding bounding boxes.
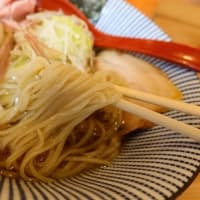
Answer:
[27,11,94,71]
[10,11,94,72]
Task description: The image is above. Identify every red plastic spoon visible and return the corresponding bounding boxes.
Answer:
[37,0,200,71]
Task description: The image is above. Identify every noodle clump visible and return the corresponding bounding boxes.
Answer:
[0,11,124,182]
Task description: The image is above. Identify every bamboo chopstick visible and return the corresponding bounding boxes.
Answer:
[116,99,200,141]
[115,85,200,116]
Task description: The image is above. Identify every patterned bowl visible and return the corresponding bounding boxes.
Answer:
[1,0,200,199]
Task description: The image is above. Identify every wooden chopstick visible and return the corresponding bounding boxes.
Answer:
[115,85,200,116]
[116,99,200,141]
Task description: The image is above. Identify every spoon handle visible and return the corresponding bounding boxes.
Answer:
[94,34,200,71]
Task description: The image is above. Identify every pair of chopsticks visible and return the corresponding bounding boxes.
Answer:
[115,85,200,141]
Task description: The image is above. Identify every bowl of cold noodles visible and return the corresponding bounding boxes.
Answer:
[0,0,200,199]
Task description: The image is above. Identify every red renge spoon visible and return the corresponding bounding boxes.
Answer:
[37,0,200,71]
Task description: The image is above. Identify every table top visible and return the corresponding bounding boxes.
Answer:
[128,0,200,199]
[153,0,200,48]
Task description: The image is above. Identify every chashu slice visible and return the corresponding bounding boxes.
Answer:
[95,50,182,134]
